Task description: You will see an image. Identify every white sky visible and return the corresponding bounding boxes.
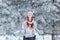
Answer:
[0,0,2,2]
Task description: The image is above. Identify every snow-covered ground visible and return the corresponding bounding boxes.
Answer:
[0,35,52,40]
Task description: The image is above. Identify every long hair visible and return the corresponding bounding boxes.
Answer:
[27,22,34,28]
[26,16,35,29]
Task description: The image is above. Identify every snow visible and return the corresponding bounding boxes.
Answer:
[0,35,52,40]
[0,0,60,40]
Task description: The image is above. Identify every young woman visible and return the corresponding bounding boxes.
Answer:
[22,11,40,40]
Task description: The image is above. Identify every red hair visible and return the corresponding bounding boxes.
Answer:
[27,22,34,28]
[26,16,35,29]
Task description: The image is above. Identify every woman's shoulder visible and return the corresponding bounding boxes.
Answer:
[22,20,37,24]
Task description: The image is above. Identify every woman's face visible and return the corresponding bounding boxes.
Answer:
[27,13,33,22]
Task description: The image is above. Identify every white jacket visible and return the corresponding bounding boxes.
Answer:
[22,20,37,38]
